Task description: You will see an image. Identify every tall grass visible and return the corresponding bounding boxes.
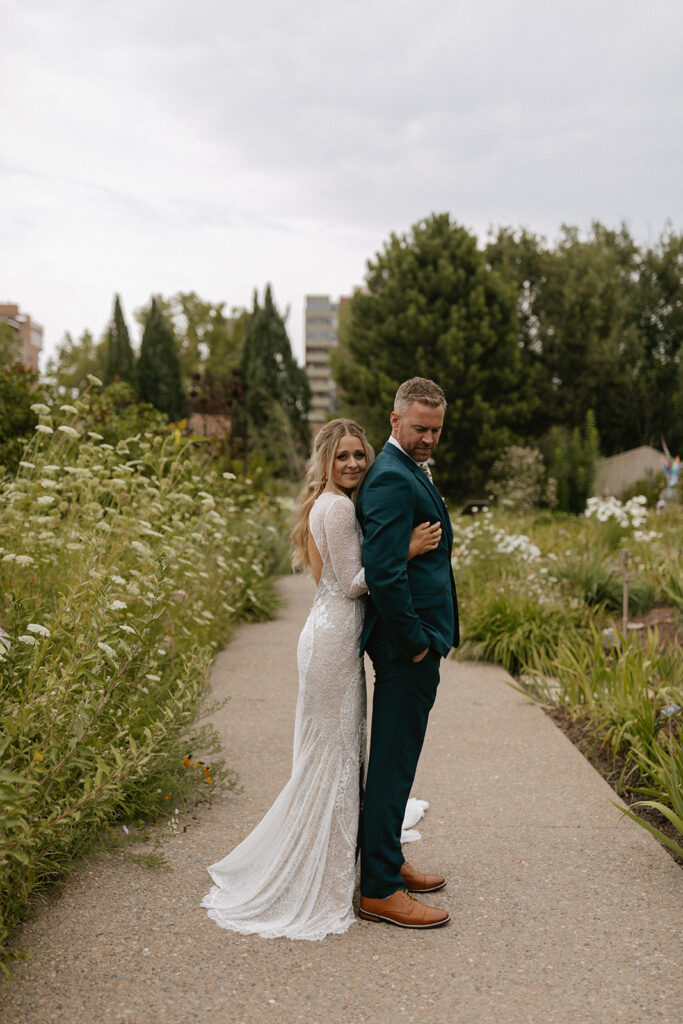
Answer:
[0,401,289,970]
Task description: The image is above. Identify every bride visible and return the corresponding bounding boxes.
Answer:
[201,419,441,940]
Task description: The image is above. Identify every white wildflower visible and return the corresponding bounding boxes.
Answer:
[87,431,104,441]
[15,554,35,566]
[18,634,37,645]
[2,553,16,563]
[109,600,127,611]
[87,374,103,386]
[36,495,55,505]
[30,403,51,415]
[40,479,58,488]
[110,575,127,585]
[35,424,54,435]
[58,425,80,438]
[97,641,117,659]
[27,623,51,637]
[19,461,35,469]
[119,624,137,634]
[60,404,79,415]
[145,673,161,682]
[222,472,236,480]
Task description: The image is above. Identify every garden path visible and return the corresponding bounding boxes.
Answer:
[2,574,681,1024]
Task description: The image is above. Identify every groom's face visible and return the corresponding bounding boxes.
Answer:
[390,401,445,462]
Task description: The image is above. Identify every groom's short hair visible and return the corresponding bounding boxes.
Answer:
[394,377,447,414]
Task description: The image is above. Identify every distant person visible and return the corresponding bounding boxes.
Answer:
[202,417,440,938]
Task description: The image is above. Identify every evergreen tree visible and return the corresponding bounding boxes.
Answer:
[104,294,135,386]
[137,298,186,420]
[333,213,532,497]
[239,285,311,475]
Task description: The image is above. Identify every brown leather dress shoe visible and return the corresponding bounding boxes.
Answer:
[400,860,446,893]
[359,890,450,928]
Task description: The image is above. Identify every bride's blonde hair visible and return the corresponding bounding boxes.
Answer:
[291,418,374,569]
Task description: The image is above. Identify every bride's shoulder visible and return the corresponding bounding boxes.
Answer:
[314,490,354,509]
[313,491,355,523]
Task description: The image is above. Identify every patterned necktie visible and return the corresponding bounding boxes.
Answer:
[418,461,433,483]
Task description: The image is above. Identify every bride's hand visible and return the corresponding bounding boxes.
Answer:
[408,521,442,559]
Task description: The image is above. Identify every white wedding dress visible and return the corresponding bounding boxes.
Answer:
[201,491,427,941]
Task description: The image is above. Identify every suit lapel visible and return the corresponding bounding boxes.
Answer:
[382,442,451,529]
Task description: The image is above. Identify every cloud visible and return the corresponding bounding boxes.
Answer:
[2,0,681,361]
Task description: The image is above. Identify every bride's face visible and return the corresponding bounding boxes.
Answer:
[330,434,367,494]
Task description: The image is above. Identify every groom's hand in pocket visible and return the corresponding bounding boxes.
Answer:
[411,647,429,663]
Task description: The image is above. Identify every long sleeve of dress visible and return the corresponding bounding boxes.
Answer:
[322,496,367,599]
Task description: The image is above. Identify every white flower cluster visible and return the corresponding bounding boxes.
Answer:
[584,495,649,529]
[492,530,541,560]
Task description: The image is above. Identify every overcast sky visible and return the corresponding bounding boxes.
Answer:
[2,0,681,366]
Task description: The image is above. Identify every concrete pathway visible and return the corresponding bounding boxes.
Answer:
[2,575,681,1024]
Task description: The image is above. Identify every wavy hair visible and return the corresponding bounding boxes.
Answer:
[291,418,374,569]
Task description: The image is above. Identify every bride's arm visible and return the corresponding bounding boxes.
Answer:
[323,497,367,598]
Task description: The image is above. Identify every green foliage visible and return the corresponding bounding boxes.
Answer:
[46,330,108,396]
[78,380,170,445]
[104,294,135,386]
[0,402,288,966]
[0,365,42,474]
[136,292,246,386]
[240,285,311,477]
[543,409,600,513]
[333,213,532,498]
[486,445,553,510]
[486,223,683,456]
[137,298,186,420]
[619,471,667,508]
[0,322,20,365]
[557,552,656,616]
[461,587,583,676]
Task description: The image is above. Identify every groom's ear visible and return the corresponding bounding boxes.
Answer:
[390,411,399,432]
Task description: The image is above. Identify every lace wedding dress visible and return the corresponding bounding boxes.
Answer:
[201,491,428,941]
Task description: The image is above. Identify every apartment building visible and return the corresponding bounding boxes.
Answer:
[0,303,43,371]
[304,295,340,431]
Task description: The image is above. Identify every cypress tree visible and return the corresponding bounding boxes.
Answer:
[137,297,186,420]
[240,285,310,473]
[104,294,136,386]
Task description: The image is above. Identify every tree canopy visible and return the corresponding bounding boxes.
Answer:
[137,298,186,421]
[333,213,532,496]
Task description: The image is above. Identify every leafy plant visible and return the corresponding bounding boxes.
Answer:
[0,392,288,970]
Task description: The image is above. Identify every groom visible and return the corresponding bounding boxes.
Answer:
[356,377,459,928]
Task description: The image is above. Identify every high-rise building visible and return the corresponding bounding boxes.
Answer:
[304,295,340,431]
[0,304,43,371]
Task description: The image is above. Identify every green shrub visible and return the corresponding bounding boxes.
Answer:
[557,553,656,615]
[459,586,588,677]
[0,397,288,970]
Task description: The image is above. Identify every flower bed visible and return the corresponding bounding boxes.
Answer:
[453,498,683,860]
[0,401,288,970]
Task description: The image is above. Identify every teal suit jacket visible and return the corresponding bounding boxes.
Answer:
[356,441,459,660]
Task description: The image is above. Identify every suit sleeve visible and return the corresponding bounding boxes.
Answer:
[360,470,430,658]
